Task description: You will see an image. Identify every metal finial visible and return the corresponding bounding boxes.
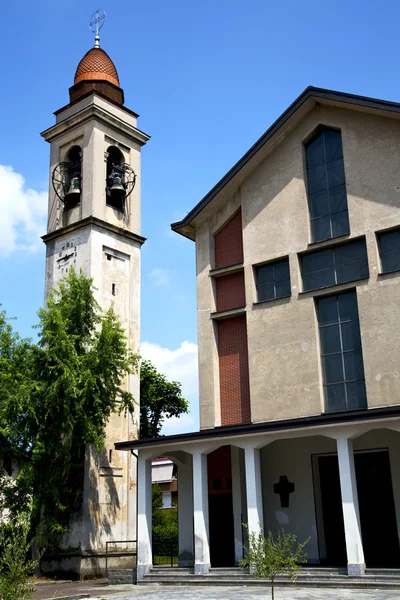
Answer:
[89,9,106,48]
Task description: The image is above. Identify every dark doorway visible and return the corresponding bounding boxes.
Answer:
[209,494,234,567]
[318,454,347,566]
[207,446,235,567]
[318,450,400,568]
[356,451,400,567]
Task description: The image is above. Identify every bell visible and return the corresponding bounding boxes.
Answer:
[65,176,81,202]
[110,173,125,197]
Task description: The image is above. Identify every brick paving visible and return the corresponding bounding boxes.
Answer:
[32,580,400,600]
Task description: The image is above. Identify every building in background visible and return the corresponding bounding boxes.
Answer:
[41,29,149,578]
[152,458,177,509]
[117,87,400,580]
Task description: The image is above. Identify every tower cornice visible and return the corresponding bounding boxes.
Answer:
[41,100,150,146]
[42,215,146,246]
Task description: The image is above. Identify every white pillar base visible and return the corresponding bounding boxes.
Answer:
[194,562,211,575]
[347,563,366,577]
[136,563,151,580]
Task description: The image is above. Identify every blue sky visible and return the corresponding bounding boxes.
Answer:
[0,0,399,433]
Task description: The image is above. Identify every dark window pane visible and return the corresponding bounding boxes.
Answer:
[335,239,367,265]
[258,282,275,302]
[324,354,344,384]
[312,216,332,242]
[338,291,358,321]
[256,264,273,285]
[331,210,350,238]
[275,280,291,299]
[329,185,348,214]
[324,129,343,162]
[344,350,364,381]
[379,230,400,255]
[274,259,290,281]
[306,133,325,168]
[310,190,330,218]
[318,295,338,325]
[302,248,334,274]
[346,381,367,410]
[326,383,347,412]
[327,159,346,188]
[320,324,341,354]
[308,165,327,194]
[381,252,400,273]
[303,269,335,291]
[341,321,362,351]
[336,261,369,284]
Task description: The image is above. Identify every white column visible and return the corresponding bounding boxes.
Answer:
[192,451,210,574]
[136,454,152,580]
[178,458,194,567]
[244,446,264,536]
[231,446,244,564]
[336,436,365,576]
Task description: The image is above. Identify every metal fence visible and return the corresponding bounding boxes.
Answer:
[105,539,137,578]
[152,537,179,567]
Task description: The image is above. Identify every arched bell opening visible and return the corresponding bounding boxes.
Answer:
[106,146,126,212]
[51,145,82,210]
[106,145,137,212]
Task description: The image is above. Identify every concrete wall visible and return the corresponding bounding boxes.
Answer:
[260,429,400,563]
[195,104,400,428]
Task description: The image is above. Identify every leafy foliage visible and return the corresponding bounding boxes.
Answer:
[140,360,188,438]
[0,511,39,600]
[239,527,310,600]
[0,269,139,547]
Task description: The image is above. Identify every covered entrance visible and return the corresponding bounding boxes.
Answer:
[317,449,400,568]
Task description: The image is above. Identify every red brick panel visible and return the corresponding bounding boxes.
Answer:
[214,211,244,268]
[216,271,246,312]
[218,316,251,426]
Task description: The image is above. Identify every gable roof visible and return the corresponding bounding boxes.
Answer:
[171,86,400,240]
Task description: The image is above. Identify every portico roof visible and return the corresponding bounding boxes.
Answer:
[115,405,400,453]
[171,86,400,240]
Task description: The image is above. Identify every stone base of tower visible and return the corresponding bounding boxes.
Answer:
[40,550,137,580]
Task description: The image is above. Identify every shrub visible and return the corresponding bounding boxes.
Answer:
[0,514,39,600]
[239,527,310,600]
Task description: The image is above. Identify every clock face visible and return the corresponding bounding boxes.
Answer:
[54,236,81,281]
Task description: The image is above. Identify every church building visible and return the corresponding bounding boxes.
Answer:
[116,87,400,580]
[40,26,149,577]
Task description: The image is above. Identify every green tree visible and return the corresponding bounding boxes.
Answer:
[0,269,139,547]
[239,527,310,600]
[140,360,188,438]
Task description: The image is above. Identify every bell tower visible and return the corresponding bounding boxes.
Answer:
[41,13,149,577]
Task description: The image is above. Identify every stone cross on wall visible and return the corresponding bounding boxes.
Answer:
[273,475,295,508]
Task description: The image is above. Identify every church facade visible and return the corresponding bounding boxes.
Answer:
[116,87,400,579]
[40,39,149,577]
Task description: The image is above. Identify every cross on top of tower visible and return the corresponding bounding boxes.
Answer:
[89,9,106,48]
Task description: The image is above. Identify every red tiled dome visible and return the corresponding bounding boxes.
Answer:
[74,47,119,87]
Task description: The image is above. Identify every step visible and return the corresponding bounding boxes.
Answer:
[140,577,400,589]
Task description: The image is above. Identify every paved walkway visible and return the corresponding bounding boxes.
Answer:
[33,581,400,600]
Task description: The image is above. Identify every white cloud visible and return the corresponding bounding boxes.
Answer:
[148,267,170,287]
[140,340,199,434]
[0,165,47,255]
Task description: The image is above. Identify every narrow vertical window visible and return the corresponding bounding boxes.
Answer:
[305,127,350,242]
[377,228,400,274]
[316,291,367,412]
